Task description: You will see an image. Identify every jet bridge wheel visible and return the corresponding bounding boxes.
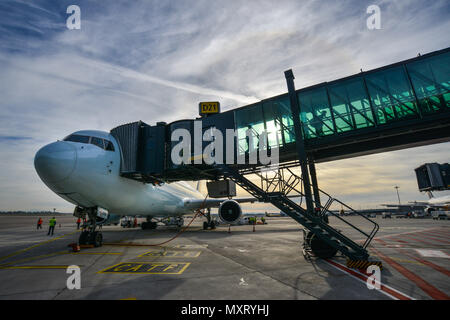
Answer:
[309,233,338,259]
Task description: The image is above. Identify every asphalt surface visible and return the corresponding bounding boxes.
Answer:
[0,214,448,300]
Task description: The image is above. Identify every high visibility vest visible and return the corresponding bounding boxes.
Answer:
[49,219,56,227]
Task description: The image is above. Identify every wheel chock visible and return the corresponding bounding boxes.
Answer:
[346,259,382,270]
[79,244,95,249]
[68,242,80,252]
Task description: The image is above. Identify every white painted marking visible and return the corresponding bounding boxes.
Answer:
[415,249,450,259]
[239,278,248,286]
[324,260,415,300]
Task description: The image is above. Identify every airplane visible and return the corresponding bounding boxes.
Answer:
[34,130,260,247]
[408,192,450,214]
[381,192,450,216]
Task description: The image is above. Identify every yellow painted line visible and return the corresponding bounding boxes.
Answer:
[0,251,122,269]
[391,257,424,266]
[138,250,201,258]
[120,297,137,300]
[0,265,75,270]
[69,252,122,255]
[103,243,153,247]
[98,262,191,274]
[0,230,80,263]
[0,251,68,267]
[370,253,424,266]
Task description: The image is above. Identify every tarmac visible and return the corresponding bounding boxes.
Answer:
[0,214,448,300]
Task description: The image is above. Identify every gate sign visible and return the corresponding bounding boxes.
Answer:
[199,102,220,116]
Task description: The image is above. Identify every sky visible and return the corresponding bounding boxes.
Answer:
[0,0,449,212]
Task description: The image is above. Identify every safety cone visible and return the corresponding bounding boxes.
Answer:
[228,225,231,233]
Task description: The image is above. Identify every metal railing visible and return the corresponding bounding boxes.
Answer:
[255,166,379,249]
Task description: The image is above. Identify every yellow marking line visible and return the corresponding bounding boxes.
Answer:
[370,253,424,266]
[138,250,201,258]
[390,257,424,266]
[70,252,122,255]
[0,265,77,270]
[0,251,67,267]
[98,262,191,274]
[103,243,153,247]
[0,230,80,263]
[0,251,122,268]
[120,297,137,300]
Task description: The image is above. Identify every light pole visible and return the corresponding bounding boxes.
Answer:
[394,186,401,205]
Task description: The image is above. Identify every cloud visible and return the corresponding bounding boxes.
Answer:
[0,136,32,142]
[0,0,449,211]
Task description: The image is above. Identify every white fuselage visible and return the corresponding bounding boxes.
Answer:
[427,195,450,206]
[34,130,204,217]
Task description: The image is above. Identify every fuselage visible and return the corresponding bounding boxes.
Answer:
[427,195,450,206]
[34,130,204,217]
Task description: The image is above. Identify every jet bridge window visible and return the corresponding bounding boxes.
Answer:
[64,134,90,144]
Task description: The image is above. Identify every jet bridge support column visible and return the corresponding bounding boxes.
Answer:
[284,69,315,216]
[308,157,321,208]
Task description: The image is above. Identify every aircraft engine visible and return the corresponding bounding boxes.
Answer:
[424,207,435,215]
[218,200,242,224]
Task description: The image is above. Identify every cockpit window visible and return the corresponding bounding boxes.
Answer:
[90,137,104,149]
[64,135,90,143]
[104,140,115,151]
[64,134,115,152]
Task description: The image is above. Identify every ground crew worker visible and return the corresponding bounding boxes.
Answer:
[48,217,56,236]
[261,216,266,224]
[76,217,81,229]
[133,217,138,228]
[37,217,43,230]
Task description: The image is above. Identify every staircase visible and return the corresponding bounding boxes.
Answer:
[216,164,379,261]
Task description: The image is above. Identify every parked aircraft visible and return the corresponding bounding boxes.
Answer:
[34,130,258,246]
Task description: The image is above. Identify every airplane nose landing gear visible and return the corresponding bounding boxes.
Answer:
[76,207,103,247]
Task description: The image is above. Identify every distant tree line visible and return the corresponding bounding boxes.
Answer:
[0,211,68,215]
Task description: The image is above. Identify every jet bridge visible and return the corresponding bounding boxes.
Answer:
[415,163,450,192]
[110,47,450,262]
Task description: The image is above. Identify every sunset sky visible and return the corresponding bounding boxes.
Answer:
[0,0,449,212]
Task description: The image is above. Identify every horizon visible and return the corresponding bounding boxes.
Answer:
[0,0,449,212]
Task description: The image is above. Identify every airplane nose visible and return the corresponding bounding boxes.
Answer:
[34,142,77,183]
